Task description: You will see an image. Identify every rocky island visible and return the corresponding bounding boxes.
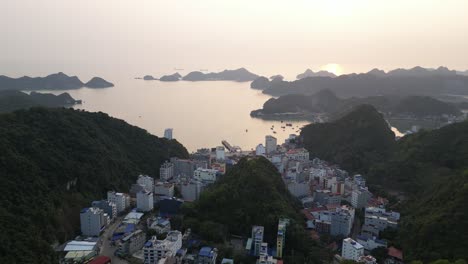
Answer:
[159,73,182,82]
[182,68,259,82]
[0,72,114,91]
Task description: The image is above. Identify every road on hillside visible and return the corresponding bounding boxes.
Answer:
[100,217,129,264]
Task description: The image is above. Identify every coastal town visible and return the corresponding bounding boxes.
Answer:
[59,129,402,264]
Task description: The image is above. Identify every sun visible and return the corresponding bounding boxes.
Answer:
[321,63,343,76]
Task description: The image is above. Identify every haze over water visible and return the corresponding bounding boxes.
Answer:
[43,76,309,151]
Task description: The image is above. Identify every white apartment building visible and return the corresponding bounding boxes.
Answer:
[265,135,277,155]
[194,168,217,184]
[255,144,266,156]
[252,226,264,256]
[137,175,154,192]
[352,188,371,209]
[164,128,173,140]
[80,207,106,237]
[160,161,174,181]
[342,238,364,261]
[107,191,130,214]
[143,231,182,264]
[137,191,154,212]
[215,146,225,161]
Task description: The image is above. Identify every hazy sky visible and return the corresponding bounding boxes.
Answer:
[1,0,467,79]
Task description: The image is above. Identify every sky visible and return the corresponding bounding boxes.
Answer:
[1,0,468,79]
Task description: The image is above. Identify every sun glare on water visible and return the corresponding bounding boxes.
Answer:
[321,63,343,76]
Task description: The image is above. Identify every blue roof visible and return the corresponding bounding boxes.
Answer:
[145,241,153,247]
[125,224,135,233]
[357,235,368,241]
[199,247,213,257]
[80,207,89,213]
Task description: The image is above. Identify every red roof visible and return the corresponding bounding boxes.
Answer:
[89,256,111,264]
[388,247,403,260]
[277,260,284,264]
[301,209,315,220]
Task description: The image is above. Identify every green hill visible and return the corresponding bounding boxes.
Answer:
[367,121,468,261]
[300,104,396,173]
[0,107,189,263]
[301,104,468,261]
[0,90,80,112]
[183,157,329,263]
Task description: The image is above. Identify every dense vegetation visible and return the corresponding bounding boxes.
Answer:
[182,157,329,263]
[300,105,396,173]
[300,105,468,261]
[367,121,468,261]
[0,90,80,112]
[0,107,188,263]
[251,89,462,119]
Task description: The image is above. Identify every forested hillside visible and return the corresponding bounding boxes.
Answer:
[0,108,188,263]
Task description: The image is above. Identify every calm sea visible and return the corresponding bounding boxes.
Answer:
[42,77,310,152]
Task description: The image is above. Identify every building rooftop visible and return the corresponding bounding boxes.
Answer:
[64,241,97,252]
[344,238,364,250]
[199,247,215,257]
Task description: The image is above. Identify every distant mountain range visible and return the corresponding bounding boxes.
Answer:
[143,68,259,82]
[0,72,114,91]
[0,90,81,112]
[296,69,336,79]
[264,66,468,97]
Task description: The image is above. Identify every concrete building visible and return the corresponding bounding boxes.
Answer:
[143,231,182,264]
[154,181,175,197]
[342,238,364,261]
[255,144,266,156]
[137,175,154,192]
[257,254,278,264]
[330,206,355,237]
[160,161,174,181]
[332,181,345,195]
[286,181,310,198]
[356,235,388,251]
[171,157,199,178]
[351,188,371,209]
[252,226,264,256]
[354,174,366,187]
[107,191,130,214]
[80,207,107,237]
[91,200,117,220]
[148,217,171,234]
[194,168,218,184]
[265,135,277,155]
[196,247,218,264]
[137,191,154,212]
[164,128,173,140]
[117,230,146,256]
[276,218,289,258]
[215,146,225,161]
[285,148,310,161]
[130,184,146,198]
[180,180,203,201]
